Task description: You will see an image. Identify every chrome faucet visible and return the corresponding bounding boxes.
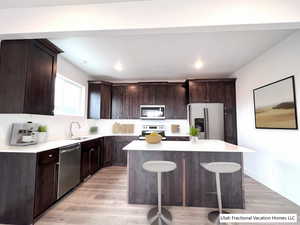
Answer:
[69,122,81,138]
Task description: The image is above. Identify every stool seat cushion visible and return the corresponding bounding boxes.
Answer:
[201,162,241,174]
[143,161,177,173]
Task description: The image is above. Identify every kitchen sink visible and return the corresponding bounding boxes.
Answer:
[70,137,89,140]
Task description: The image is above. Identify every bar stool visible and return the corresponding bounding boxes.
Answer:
[143,161,177,225]
[201,162,241,224]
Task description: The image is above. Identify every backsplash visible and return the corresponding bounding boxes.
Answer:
[0,114,189,147]
[0,114,96,146]
[96,119,189,137]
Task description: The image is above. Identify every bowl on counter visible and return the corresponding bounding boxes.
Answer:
[145,133,162,144]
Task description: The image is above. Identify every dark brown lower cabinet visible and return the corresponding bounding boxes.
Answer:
[166,136,190,141]
[0,136,141,225]
[81,139,101,181]
[111,136,138,166]
[102,136,113,167]
[101,136,138,167]
[0,153,37,225]
[34,149,59,218]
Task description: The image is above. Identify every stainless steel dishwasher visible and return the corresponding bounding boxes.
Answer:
[57,143,81,199]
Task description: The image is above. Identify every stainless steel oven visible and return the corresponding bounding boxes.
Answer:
[139,125,166,140]
[140,105,165,120]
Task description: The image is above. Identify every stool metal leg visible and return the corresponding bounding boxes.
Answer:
[147,172,172,225]
[208,173,229,224]
[216,173,222,214]
[158,172,162,215]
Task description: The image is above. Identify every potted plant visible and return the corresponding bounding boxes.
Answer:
[189,126,199,143]
[37,125,48,143]
[89,126,98,134]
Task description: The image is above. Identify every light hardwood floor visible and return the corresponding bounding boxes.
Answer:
[36,166,300,225]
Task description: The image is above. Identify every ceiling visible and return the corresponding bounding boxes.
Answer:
[51,29,294,81]
[0,0,146,8]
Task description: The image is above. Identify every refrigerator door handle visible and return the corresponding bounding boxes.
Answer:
[204,108,209,139]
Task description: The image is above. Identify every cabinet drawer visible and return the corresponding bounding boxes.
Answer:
[81,139,98,149]
[37,149,59,165]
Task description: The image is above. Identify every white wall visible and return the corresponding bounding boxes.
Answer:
[0,56,96,146]
[233,31,300,206]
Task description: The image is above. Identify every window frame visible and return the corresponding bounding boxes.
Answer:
[54,74,85,117]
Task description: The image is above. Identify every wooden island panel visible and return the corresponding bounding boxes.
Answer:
[128,151,244,209]
[128,151,183,206]
[185,152,244,208]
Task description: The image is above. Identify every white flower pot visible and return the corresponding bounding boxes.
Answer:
[190,136,198,143]
[37,132,48,143]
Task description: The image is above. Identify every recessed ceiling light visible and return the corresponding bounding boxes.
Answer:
[194,60,204,69]
[114,62,123,72]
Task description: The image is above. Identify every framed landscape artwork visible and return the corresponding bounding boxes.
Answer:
[253,76,298,129]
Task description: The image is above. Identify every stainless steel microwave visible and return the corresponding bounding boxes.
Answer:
[140,105,165,120]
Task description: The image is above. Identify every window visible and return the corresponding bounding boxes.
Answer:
[54,74,85,116]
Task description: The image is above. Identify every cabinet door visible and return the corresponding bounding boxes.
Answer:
[88,83,112,119]
[188,81,209,103]
[166,84,187,119]
[111,85,125,119]
[112,140,128,166]
[88,83,101,119]
[154,85,168,105]
[223,81,237,144]
[139,85,155,105]
[111,136,137,166]
[103,137,113,167]
[80,146,90,181]
[34,149,59,217]
[24,41,57,115]
[125,84,139,119]
[207,81,225,103]
[112,84,139,119]
[101,84,112,119]
[90,146,99,174]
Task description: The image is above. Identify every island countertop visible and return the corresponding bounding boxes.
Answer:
[123,139,254,152]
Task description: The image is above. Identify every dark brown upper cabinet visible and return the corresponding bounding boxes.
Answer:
[165,83,187,119]
[88,81,112,119]
[0,39,63,115]
[111,83,139,119]
[111,82,187,119]
[187,79,237,144]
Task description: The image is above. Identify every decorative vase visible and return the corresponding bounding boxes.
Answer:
[37,132,48,143]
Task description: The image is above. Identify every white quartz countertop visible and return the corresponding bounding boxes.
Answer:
[0,134,190,154]
[0,135,103,153]
[123,140,254,152]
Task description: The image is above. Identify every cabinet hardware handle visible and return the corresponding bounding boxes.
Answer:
[49,154,53,158]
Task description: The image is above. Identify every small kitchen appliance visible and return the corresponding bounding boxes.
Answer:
[140,105,166,120]
[9,122,39,146]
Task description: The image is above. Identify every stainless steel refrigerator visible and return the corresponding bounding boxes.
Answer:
[187,103,224,140]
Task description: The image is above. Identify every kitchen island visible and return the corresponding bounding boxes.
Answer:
[123,140,253,209]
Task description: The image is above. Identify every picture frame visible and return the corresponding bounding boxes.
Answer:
[253,76,298,129]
